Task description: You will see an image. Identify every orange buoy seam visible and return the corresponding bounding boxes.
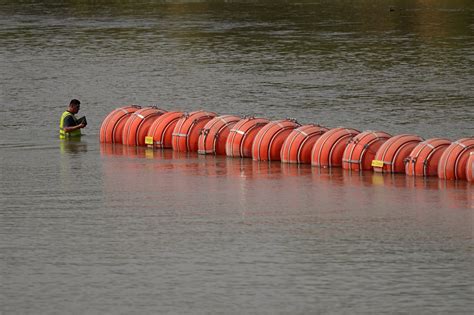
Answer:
[327,130,354,167]
[265,126,296,161]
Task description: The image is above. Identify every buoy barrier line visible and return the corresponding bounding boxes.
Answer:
[252,119,301,161]
[122,107,167,146]
[372,134,424,173]
[467,152,474,182]
[100,107,474,181]
[438,138,474,180]
[281,124,328,164]
[225,117,269,158]
[197,115,241,155]
[404,138,451,177]
[342,131,392,172]
[171,111,217,152]
[145,111,184,149]
[100,105,141,144]
[311,127,360,168]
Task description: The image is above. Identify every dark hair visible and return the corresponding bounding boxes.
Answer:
[70,99,81,106]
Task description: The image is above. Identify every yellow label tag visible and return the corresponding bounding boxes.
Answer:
[145,136,154,145]
[371,160,384,168]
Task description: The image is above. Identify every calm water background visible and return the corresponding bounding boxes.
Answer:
[0,0,473,313]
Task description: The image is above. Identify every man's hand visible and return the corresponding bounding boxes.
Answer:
[63,123,85,132]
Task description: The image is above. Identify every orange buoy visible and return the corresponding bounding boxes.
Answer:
[466,152,474,182]
[197,115,241,155]
[225,117,269,158]
[252,119,301,161]
[122,107,167,146]
[281,124,328,164]
[311,127,360,168]
[145,111,184,149]
[99,105,141,143]
[405,138,451,177]
[438,138,474,180]
[372,134,424,173]
[171,110,217,152]
[342,130,392,171]
[252,119,300,161]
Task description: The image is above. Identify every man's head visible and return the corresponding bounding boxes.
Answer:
[68,99,81,114]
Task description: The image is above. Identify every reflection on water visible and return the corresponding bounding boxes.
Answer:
[100,144,472,211]
[0,138,471,313]
[59,138,88,154]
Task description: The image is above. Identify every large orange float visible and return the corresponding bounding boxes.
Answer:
[197,115,241,155]
[252,119,300,161]
[438,138,474,180]
[145,111,184,149]
[342,131,392,172]
[171,110,217,152]
[100,105,472,181]
[405,138,451,177]
[225,117,269,158]
[99,105,141,144]
[122,107,167,146]
[311,127,360,168]
[372,134,424,173]
[466,152,474,182]
[280,124,328,164]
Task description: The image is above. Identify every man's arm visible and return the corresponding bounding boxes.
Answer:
[63,124,85,132]
[63,115,85,132]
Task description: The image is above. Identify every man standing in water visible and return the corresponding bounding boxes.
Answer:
[59,99,87,139]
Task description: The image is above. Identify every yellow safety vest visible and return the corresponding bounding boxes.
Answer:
[59,111,81,139]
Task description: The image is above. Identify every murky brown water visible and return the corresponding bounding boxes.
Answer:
[1,0,473,313]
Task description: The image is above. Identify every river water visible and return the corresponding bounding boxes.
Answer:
[0,0,473,313]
